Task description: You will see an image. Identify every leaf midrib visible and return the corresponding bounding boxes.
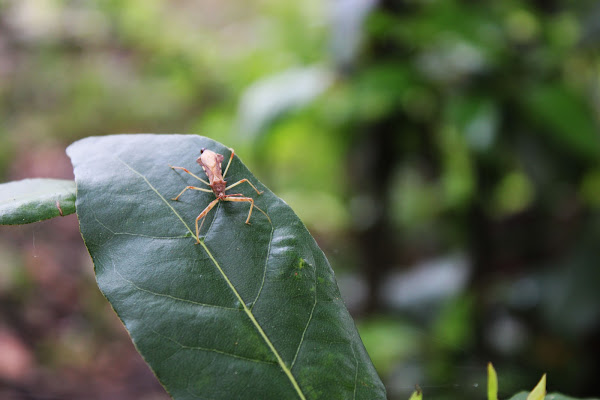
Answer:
[119,157,307,400]
[199,240,306,400]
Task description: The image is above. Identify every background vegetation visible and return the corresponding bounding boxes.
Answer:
[0,1,599,399]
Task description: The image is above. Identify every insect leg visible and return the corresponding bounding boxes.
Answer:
[222,148,235,178]
[172,186,212,201]
[225,179,263,195]
[170,165,210,186]
[222,196,255,224]
[195,198,220,243]
[223,195,271,224]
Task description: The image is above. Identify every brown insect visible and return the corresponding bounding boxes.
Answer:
[170,148,264,243]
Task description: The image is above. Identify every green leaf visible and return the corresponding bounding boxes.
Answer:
[66,134,386,400]
[487,362,498,400]
[0,178,76,225]
[527,374,546,400]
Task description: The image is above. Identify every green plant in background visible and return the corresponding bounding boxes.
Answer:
[402,363,597,400]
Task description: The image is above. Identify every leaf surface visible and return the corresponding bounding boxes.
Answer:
[0,178,76,225]
[67,134,385,400]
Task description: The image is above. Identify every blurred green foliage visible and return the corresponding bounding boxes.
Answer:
[1,0,600,399]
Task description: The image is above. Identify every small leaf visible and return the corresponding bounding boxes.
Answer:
[527,374,547,400]
[408,386,423,400]
[508,391,600,400]
[0,178,76,225]
[488,362,498,400]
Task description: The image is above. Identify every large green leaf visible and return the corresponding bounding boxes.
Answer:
[66,134,385,400]
[0,178,76,225]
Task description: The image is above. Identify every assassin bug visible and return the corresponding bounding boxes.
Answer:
[170,148,264,243]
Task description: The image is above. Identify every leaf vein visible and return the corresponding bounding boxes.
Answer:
[252,214,274,308]
[111,259,237,311]
[116,157,197,240]
[291,261,318,369]
[152,329,277,366]
[95,214,189,240]
[198,241,307,399]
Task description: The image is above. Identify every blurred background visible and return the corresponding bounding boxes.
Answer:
[1,0,600,399]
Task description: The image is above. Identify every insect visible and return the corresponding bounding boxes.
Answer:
[170,148,264,243]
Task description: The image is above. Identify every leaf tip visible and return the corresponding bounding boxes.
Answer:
[527,373,547,400]
[488,362,499,400]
